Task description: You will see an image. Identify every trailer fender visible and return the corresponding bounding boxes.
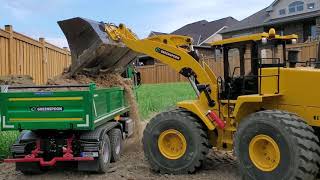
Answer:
[11,130,37,155]
[17,130,37,143]
[80,121,122,141]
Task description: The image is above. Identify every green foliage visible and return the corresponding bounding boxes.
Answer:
[136,83,195,120]
[0,131,19,158]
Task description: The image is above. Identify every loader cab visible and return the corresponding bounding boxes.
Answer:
[211,29,298,100]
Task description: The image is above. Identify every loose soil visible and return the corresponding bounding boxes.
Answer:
[0,75,34,86]
[0,122,240,180]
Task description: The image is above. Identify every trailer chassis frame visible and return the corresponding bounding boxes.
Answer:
[4,135,94,166]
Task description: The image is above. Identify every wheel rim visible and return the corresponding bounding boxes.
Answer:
[115,139,121,155]
[103,141,110,163]
[249,134,280,172]
[158,129,187,160]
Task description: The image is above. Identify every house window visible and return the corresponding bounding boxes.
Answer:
[289,1,304,13]
[279,9,286,15]
[308,3,315,9]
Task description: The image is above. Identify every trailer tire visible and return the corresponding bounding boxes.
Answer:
[14,132,44,175]
[96,133,111,173]
[234,110,320,180]
[143,108,209,174]
[108,128,123,162]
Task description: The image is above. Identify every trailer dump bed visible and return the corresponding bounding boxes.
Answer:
[0,85,129,131]
[58,17,138,75]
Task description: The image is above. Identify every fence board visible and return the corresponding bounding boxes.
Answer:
[0,26,71,84]
[287,42,318,61]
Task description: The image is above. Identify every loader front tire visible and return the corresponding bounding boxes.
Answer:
[143,108,209,174]
[234,110,320,180]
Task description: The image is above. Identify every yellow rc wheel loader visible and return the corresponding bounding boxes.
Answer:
[59,17,320,180]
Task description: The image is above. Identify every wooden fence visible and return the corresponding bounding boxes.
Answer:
[137,41,319,84]
[1,25,318,85]
[137,59,224,84]
[0,25,71,85]
[287,41,318,61]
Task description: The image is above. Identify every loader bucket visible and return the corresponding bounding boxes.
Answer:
[58,17,137,75]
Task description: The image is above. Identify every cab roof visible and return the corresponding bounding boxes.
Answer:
[210,29,298,47]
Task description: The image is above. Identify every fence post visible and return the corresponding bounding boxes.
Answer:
[155,64,159,84]
[63,47,69,69]
[4,25,13,74]
[39,38,47,84]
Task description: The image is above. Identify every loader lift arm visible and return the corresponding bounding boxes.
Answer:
[105,23,219,130]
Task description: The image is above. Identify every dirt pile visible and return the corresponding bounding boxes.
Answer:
[48,72,142,144]
[0,75,34,86]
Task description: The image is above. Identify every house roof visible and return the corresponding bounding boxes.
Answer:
[222,1,320,34]
[266,0,280,12]
[221,8,269,34]
[171,17,238,44]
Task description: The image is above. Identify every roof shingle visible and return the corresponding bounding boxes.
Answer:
[171,17,239,44]
[221,8,269,34]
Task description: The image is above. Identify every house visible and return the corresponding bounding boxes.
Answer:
[222,0,320,42]
[172,17,239,45]
[136,17,239,66]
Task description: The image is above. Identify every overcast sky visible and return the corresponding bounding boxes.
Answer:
[0,0,274,47]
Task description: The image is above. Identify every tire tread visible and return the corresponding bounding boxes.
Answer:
[143,108,209,174]
[235,110,320,180]
[108,128,122,162]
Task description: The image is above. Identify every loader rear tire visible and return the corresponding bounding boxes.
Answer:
[108,128,123,162]
[143,108,209,174]
[234,110,320,180]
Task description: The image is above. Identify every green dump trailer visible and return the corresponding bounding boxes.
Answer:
[0,17,141,174]
[0,84,134,174]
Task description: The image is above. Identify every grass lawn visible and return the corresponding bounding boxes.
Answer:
[0,82,195,157]
[136,82,195,120]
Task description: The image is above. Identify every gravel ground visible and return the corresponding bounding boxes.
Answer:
[0,139,241,180]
